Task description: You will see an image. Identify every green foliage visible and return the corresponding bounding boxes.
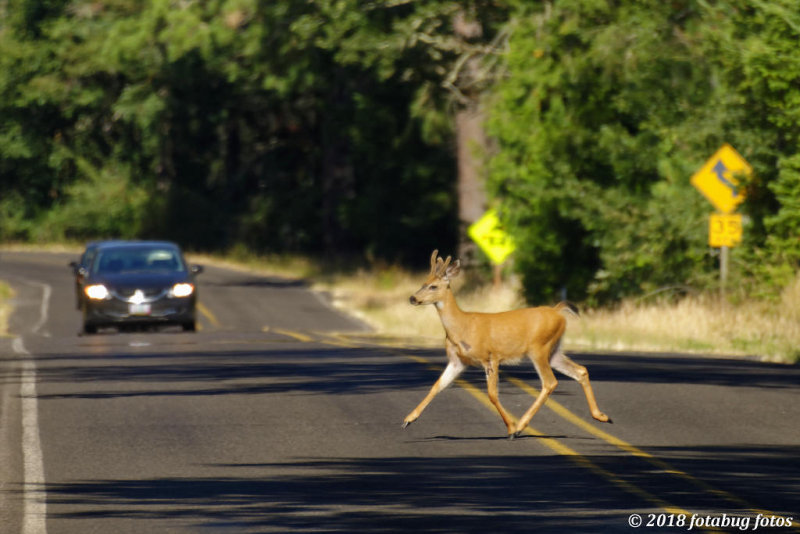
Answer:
[765,154,800,271]
[36,163,149,240]
[2,0,800,304]
[0,0,477,261]
[488,0,800,303]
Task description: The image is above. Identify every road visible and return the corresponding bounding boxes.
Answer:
[0,251,798,533]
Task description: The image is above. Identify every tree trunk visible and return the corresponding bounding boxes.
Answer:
[453,11,488,261]
[455,102,487,260]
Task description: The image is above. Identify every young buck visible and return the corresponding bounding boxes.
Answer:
[404,250,611,438]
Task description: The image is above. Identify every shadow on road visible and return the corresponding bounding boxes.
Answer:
[5,343,798,532]
[36,446,798,533]
[574,352,799,389]
[10,345,797,402]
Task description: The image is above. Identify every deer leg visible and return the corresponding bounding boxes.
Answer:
[402,354,465,429]
[551,351,611,423]
[484,358,517,435]
[512,351,558,437]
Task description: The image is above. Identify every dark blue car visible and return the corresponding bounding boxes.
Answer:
[70,240,203,334]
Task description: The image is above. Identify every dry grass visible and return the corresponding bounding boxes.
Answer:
[318,266,800,364]
[1,244,796,362]
[0,282,14,337]
[315,267,527,345]
[571,280,800,363]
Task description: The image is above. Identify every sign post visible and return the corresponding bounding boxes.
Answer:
[691,144,751,293]
[468,209,516,288]
[708,213,743,292]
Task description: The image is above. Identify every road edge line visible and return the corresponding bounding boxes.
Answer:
[13,337,47,534]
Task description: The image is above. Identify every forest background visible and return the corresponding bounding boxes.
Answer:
[2,0,800,322]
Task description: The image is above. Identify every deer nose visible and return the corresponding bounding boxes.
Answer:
[409,295,418,305]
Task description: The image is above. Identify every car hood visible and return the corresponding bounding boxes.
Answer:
[89,272,191,289]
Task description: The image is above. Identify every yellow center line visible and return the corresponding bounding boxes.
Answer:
[291,333,794,531]
[196,301,221,328]
[503,372,795,524]
[263,326,314,343]
[404,353,719,532]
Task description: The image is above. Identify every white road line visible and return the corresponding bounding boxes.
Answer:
[10,278,51,534]
[31,283,51,337]
[13,337,47,534]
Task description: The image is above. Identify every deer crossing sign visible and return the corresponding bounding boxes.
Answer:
[468,210,516,265]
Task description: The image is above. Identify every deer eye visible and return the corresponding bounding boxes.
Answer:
[428,285,438,291]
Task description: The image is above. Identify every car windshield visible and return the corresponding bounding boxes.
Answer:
[92,247,186,274]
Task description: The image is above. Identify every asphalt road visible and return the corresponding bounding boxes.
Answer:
[1,251,798,534]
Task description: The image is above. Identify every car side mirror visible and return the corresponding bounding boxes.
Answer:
[190,265,204,275]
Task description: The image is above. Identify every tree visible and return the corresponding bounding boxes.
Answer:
[488,1,734,302]
[487,0,800,303]
[0,0,468,261]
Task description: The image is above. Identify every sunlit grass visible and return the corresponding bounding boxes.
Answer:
[195,250,800,362]
[570,280,800,363]
[314,265,800,364]
[1,243,797,363]
[0,282,14,337]
[314,268,527,345]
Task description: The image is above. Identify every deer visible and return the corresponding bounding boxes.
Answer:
[403,250,611,438]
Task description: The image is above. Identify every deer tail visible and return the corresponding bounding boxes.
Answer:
[554,301,580,317]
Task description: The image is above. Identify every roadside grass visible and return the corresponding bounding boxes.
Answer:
[570,284,800,363]
[1,244,797,363]
[315,266,527,345]
[313,265,800,364]
[0,282,14,337]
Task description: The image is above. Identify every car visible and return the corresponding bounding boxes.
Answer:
[70,240,203,334]
[69,240,126,309]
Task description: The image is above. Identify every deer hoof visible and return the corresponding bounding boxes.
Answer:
[508,431,521,441]
[593,412,612,423]
[402,420,412,429]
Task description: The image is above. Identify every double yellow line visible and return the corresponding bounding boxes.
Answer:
[263,327,795,532]
[405,353,694,521]
[409,350,795,531]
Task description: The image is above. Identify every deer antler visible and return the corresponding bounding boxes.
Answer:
[429,250,452,278]
[437,255,452,278]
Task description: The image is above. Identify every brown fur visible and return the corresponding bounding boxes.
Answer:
[404,250,611,437]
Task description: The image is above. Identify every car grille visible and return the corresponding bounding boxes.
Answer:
[110,288,168,302]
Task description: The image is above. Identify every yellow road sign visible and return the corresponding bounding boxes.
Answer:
[468,210,516,265]
[690,144,752,214]
[709,213,742,248]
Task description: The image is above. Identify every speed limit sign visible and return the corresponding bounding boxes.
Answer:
[709,213,742,248]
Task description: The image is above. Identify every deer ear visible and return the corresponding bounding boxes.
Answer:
[444,259,461,280]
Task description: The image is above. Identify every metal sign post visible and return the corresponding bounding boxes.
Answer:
[720,246,729,292]
[692,144,751,295]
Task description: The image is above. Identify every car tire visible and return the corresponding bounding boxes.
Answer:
[181,321,196,332]
[83,323,97,335]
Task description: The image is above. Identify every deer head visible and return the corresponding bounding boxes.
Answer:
[409,249,461,306]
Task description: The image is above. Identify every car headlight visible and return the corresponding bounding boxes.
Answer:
[85,284,110,300]
[170,283,194,298]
